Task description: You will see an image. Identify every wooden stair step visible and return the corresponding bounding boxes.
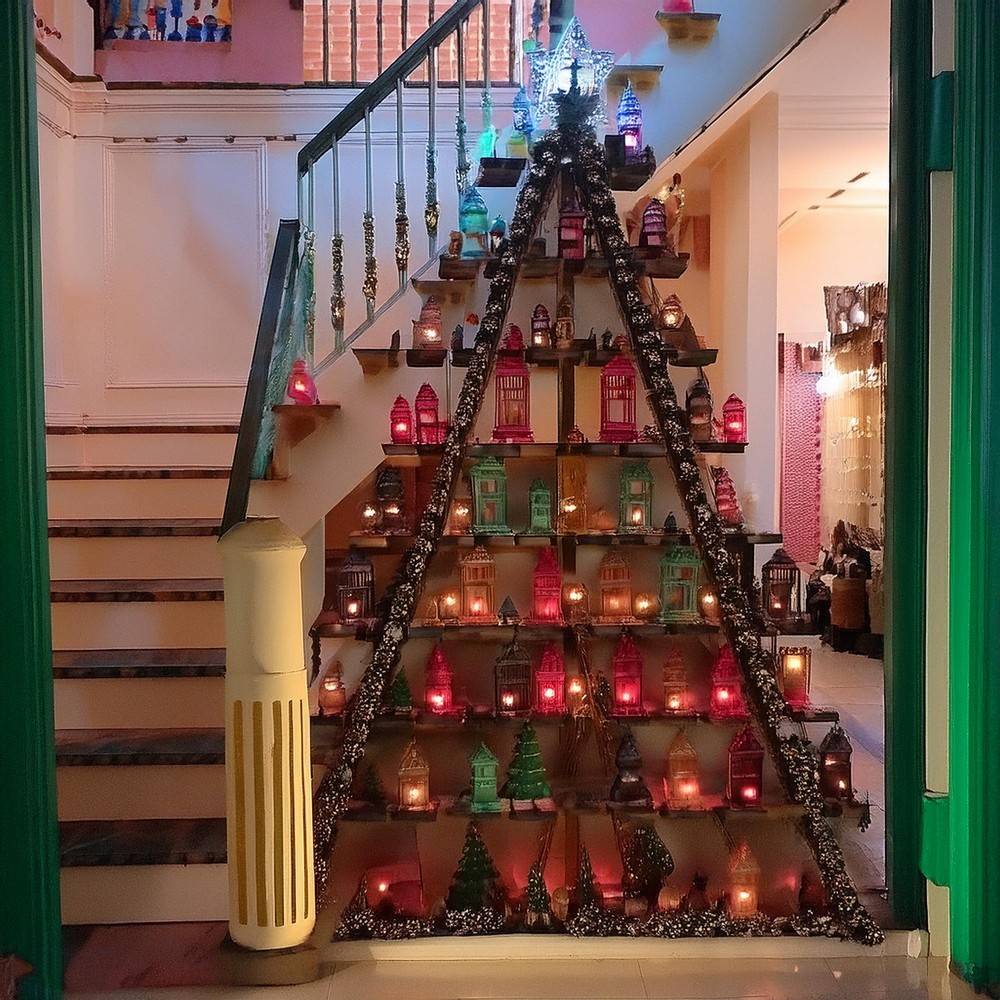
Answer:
[50,579,224,602]
[49,518,219,538]
[47,467,230,480]
[59,818,227,866]
[46,423,239,435]
[53,648,226,679]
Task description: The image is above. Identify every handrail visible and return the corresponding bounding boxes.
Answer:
[297,0,485,173]
[221,218,300,536]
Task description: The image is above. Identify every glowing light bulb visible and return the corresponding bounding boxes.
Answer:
[395,422,408,434]
[431,694,444,708]
[543,687,556,700]
[471,599,483,614]
[569,679,583,695]
[738,890,751,901]
[785,656,803,672]
[680,782,696,796]
[621,691,632,703]
[377,881,389,893]
[323,679,339,692]
[346,600,360,617]
[293,378,306,393]
[631,507,643,524]
[718,688,729,701]
[742,785,758,801]
[838,779,847,791]
[408,786,420,802]
[502,693,515,708]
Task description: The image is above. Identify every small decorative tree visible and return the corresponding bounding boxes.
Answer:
[576,846,598,908]
[501,721,551,803]
[525,859,552,930]
[387,668,413,713]
[446,821,501,912]
[358,763,388,807]
[623,825,675,901]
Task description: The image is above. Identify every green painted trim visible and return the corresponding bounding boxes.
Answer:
[0,3,62,998]
[884,0,930,931]
[950,1,1000,989]
[919,793,950,887]
[927,72,955,172]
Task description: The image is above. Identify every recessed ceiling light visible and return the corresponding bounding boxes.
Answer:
[848,171,870,183]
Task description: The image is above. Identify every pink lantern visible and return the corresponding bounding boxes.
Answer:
[389,395,414,444]
[531,547,564,624]
[662,0,694,11]
[558,189,586,260]
[727,726,764,807]
[492,326,533,443]
[599,354,638,443]
[534,643,566,714]
[709,644,748,720]
[722,394,747,444]
[613,632,644,716]
[286,358,319,405]
[415,383,446,445]
[424,646,453,715]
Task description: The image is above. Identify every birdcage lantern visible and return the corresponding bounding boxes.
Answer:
[493,326,533,444]
[531,304,552,348]
[710,644,748,720]
[534,642,566,714]
[657,545,702,623]
[819,724,854,800]
[612,631,644,715]
[412,296,443,349]
[777,646,811,708]
[599,550,633,622]
[728,843,760,918]
[527,478,553,535]
[762,548,801,625]
[558,188,586,260]
[495,632,532,715]
[619,460,654,532]
[685,374,714,442]
[531,547,564,624]
[424,646,454,715]
[375,466,407,534]
[665,730,702,810]
[470,456,512,534]
[337,546,374,623]
[397,738,431,811]
[389,395,414,445]
[600,354,638,443]
[638,199,669,250]
[662,647,688,713]
[460,546,496,622]
[415,383,446,445]
[727,725,764,806]
[721,394,747,444]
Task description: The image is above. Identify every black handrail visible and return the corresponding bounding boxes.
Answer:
[297,0,485,173]
[220,218,300,536]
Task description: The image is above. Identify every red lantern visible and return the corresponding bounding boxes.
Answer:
[534,642,566,714]
[415,383,446,445]
[599,354,638,443]
[727,725,764,806]
[638,200,669,251]
[424,646,453,715]
[389,395,414,444]
[531,547,564,624]
[613,632,644,716]
[492,326,533,443]
[721,394,747,444]
[286,358,319,405]
[709,644,748,720]
[558,188,586,259]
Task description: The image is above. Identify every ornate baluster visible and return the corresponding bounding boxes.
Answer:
[330,139,345,346]
[455,16,471,196]
[425,44,440,251]
[363,108,378,315]
[395,78,410,286]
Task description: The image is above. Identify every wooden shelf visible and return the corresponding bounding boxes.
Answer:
[669,348,719,368]
[608,163,657,192]
[439,255,488,280]
[475,156,528,187]
[480,254,689,281]
[405,348,448,368]
[352,346,400,375]
[381,440,746,458]
[655,10,721,43]
[270,402,341,479]
[410,277,475,303]
[607,64,664,92]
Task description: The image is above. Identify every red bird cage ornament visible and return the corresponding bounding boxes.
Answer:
[613,631,644,716]
[558,188,586,259]
[492,326,533,443]
[599,354,638,443]
[415,382,446,445]
[721,394,747,444]
[727,725,764,807]
[709,644,748,719]
[531,547,564,624]
[424,646,454,715]
[389,395,414,445]
[534,642,566,714]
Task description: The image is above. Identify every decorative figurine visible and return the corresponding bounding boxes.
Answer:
[447,230,463,257]
[450,324,465,352]
[498,596,521,626]
[469,744,503,814]
[501,721,551,805]
[609,728,653,807]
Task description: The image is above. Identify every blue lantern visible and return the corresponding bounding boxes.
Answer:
[513,86,535,136]
[617,82,643,155]
[459,187,490,256]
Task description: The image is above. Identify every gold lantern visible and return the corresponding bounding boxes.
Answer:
[664,729,702,811]
[727,843,760,918]
[397,738,431,811]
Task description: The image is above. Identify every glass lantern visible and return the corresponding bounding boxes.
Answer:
[638,199,669,250]
[337,547,374,623]
[616,81,643,155]
[662,647,688,712]
[727,726,764,806]
[459,546,496,622]
[286,358,318,405]
[318,659,346,717]
[469,744,502,814]
[599,550,633,622]
[531,304,552,349]
[727,843,760,918]
[424,645,454,715]
[397,738,431,811]
[777,646,811,708]
[762,548,802,625]
[415,383,446,445]
[527,478,553,534]
[356,498,382,534]
[721,393,747,444]
[470,456,512,534]
[612,631,644,716]
[389,395,413,445]
[533,642,566,714]
[619,460,654,532]
[492,327,533,444]
[664,730,702,810]
[685,374,714,442]
[710,644,748,720]
[657,545,702,623]
[459,186,490,256]
[558,188,586,260]
[411,296,443,349]
[599,354,638,443]
[495,632,532,715]
[819,724,854,800]
[554,293,575,348]
[660,293,686,331]
[531,547,564,624]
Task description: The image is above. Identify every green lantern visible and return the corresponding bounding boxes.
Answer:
[470,456,512,534]
[527,478,553,534]
[618,461,654,532]
[469,743,503,814]
[657,544,702,623]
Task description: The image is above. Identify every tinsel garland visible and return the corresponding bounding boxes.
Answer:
[394,182,410,277]
[444,907,506,936]
[363,210,378,308]
[330,233,345,336]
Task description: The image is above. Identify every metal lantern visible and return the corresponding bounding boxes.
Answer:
[460,546,496,622]
[470,456,512,534]
[412,295,443,349]
[711,466,744,527]
[531,304,552,349]
[660,293,686,331]
[458,186,490,255]
[447,496,472,535]
[665,730,702,810]
[376,466,407,534]
[531,547,564,624]
[397,738,431,811]
[728,843,761,918]
[424,646,453,715]
[819,724,854,800]
[415,383,446,445]
[318,659,346,717]
[554,293,575,348]
[762,548,802,624]
[616,81,643,155]
[727,726,764,806]
[338,546,374,622]
[599,354,638,443]
[527,478,553,534]
[389,395,414,445]
[557,455,588,532]
[657,545,702,623]
[612,631,643,716]
[534,642,566,714]
[685,374,714,442]
[493,326,533,443]
[495,632,532,714]
[599,550,632,622]
[721,393,747,444]
[698,586,721,623]
[662,648,688,712]
[710,644,748,720]
[619,460,654,532]
[469,744,502,814]
[777,646,811,708]
[638,199,669,250]
[558,188,586,260]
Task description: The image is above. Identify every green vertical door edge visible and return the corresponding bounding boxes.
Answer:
[0,3,63,999]
[950,0,1000,988]
[884,0,931,931]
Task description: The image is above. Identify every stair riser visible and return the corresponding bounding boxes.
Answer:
[47,478,229,519]
[54,676,225,729]
[60,865,228,924]
[47,434,235,470]
[51,601,226,650]
[49,535,222,580]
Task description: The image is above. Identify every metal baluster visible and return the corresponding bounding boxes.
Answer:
[455,16,471,196]
[330,140,345,349]
[425,45,440,251]
[362,108,378,316]
[394,78,410,287]
[306,163,315,233]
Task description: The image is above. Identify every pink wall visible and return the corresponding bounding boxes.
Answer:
[95,0,303,85]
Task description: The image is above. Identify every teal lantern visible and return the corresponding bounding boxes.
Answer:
[470,456,512,534]
[657,545,702,623]
[459,186,490,256]
[469,743,502,814]
[527,478,553,534]
[619,461,654,532]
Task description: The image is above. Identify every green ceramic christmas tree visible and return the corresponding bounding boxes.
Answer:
[358,763,387,807]
[446,821,501,911]
[576,846,598,907]
[387,667,413,713]
[501,721,551,802]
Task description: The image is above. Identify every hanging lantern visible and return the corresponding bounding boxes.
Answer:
[447,496,472,535]
[554,294,575,348]
[698,586,721,623]
[633,592,659,620]
[721,394,747,444]
[470,456,512,534]
[727,843,760,918]
[819,724,854,800]
[531,304,552,349]
[660,294,686,331]
[531,547,564,624]
[664,730,702,810]
[657,545,702,623]
[412,296,443,349]
[318,659,347,716]
[638,199,669,251]
[777,646,811,708]
[616,81,643,155]
[389,395,414,444]
[415,383,446,445]
[557,456,588,532]
[727,726,764,806]
[458,187,490,255]
[489,214,507,255]
[662,648,688,713]
[599,354,638,443]
[599,550,633,622]
[495,631,532,715]
[562,581,589,623]
[685,374,714,442]
[612,631,644,716]
[338,547,374,623]
[424,646,454,715]
[762,548,802,625]
[397,738,431,811]
[356,498,382,534]
[527,478,553,534]
[618,460,654,532]
[710,644,748,720]
[286,358,319,405]
[534,642,566,714]
[376,466,407,534]
[711,466,744,528]
[493,326,533,443]
[460,546,496,622]
[558,187,586,260]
